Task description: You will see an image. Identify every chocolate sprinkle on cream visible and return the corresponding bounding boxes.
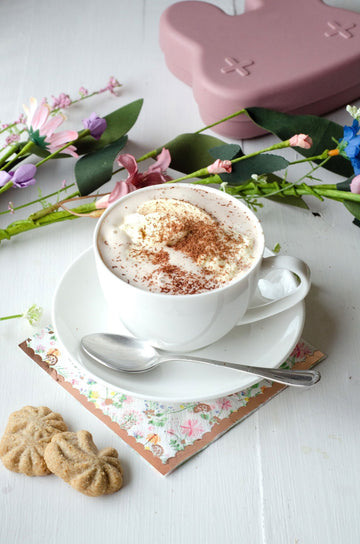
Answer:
[100,197,257,295]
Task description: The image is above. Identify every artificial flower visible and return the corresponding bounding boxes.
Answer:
[23,97,78,157]
[207,159,232,174]
[23,304,43,325]
[0,164,37,188]
[346,105,360,121]
[5,134,20,146]
[82,113,107,140]
[96,148,171,209]
[0,303,42,325]
[289,134,313,149]
[340,119,360,174]
[350,174,360,194]
[116,147,171,188]
[51,92,72,110]
[78,86,89,97]
[95,179,136,209]
[100,76,122,96]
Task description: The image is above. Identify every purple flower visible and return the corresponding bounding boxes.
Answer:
[0,164,37,188]
[82,112,107,140]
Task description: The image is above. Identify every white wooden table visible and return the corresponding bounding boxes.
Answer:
[1,1,359,542]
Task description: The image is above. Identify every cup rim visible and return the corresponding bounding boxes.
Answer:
[94,183,265,299]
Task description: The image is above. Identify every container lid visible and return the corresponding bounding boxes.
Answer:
[160,0,360,138]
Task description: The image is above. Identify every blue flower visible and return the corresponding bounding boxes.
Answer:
[340,119,360,175]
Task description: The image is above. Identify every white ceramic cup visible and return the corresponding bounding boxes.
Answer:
[94,183,311,352]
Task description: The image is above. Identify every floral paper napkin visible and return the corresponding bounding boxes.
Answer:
[19,327,325,476]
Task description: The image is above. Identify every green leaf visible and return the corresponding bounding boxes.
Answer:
[164,133,227,174]
[222,153,289,185]
[343,200,360,222]
[245,107,353,178]
[209,143,243,160]
[336,176,355,191]
[75,135,127,196]
[75,99,143,155]
[267,194,309,209]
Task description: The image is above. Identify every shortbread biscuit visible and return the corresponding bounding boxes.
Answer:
[44,430,123,496]
[0,406,67,476]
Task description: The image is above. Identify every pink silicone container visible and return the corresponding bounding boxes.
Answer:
[159,0,360,138]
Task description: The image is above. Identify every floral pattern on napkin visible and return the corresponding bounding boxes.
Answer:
[20,327,324,475]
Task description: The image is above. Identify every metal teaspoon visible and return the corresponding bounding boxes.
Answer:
[80,333,321,387]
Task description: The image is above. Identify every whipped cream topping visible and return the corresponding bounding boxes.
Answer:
[100,197,258,295]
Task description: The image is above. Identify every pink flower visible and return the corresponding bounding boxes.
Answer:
[289,134,313,149]
[180,419,204,438]
[15,113,26,125]
[5,134,20,146]
[51,92,72,109]
[117,147,171,188]
[207,159,232,174]
[291,341,313,360]
[99,76,122,96]
[350,174,360,194]
[95,179,136,209]
[217,398,232,411]
[96,148,171,209]
[78,86,89,97]
[23,97,78,157]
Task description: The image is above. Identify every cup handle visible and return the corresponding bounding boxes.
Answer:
[237,255,311,325]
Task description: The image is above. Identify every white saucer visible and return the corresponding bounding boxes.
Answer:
[52,247,305,403]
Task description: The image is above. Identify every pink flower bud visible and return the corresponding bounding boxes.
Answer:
[207,159,232,175]
[289,134,313,149]
[350,174,360,194]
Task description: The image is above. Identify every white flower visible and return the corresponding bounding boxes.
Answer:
[23,304,43,326]
[346,105,360,121]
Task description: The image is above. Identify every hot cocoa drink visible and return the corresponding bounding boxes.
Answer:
[98,192,261,295]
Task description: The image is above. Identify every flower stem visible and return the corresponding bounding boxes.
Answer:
[0,180,14,195]
[0,201,97,242]
[0,314,22,321]
[0,141,34,171]
[0,143,21,167]
[171,139,294,183]
[226,179,360,203]
[28,191,81,220]
[194,109,246,134]
[35,132,90,167]
[112,110,250,176]
[0,184,78,215]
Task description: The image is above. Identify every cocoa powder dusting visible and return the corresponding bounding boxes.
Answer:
[112,198,253,295]
[143,264,219,295]
[133,215,244,294]
[171,218,242,266]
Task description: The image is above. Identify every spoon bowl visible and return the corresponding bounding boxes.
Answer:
[81,333,321,387]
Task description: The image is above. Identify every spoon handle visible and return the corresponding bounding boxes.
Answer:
[164,356,320,387]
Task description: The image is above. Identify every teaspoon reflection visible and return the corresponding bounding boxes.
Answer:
[81,333,321,387]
